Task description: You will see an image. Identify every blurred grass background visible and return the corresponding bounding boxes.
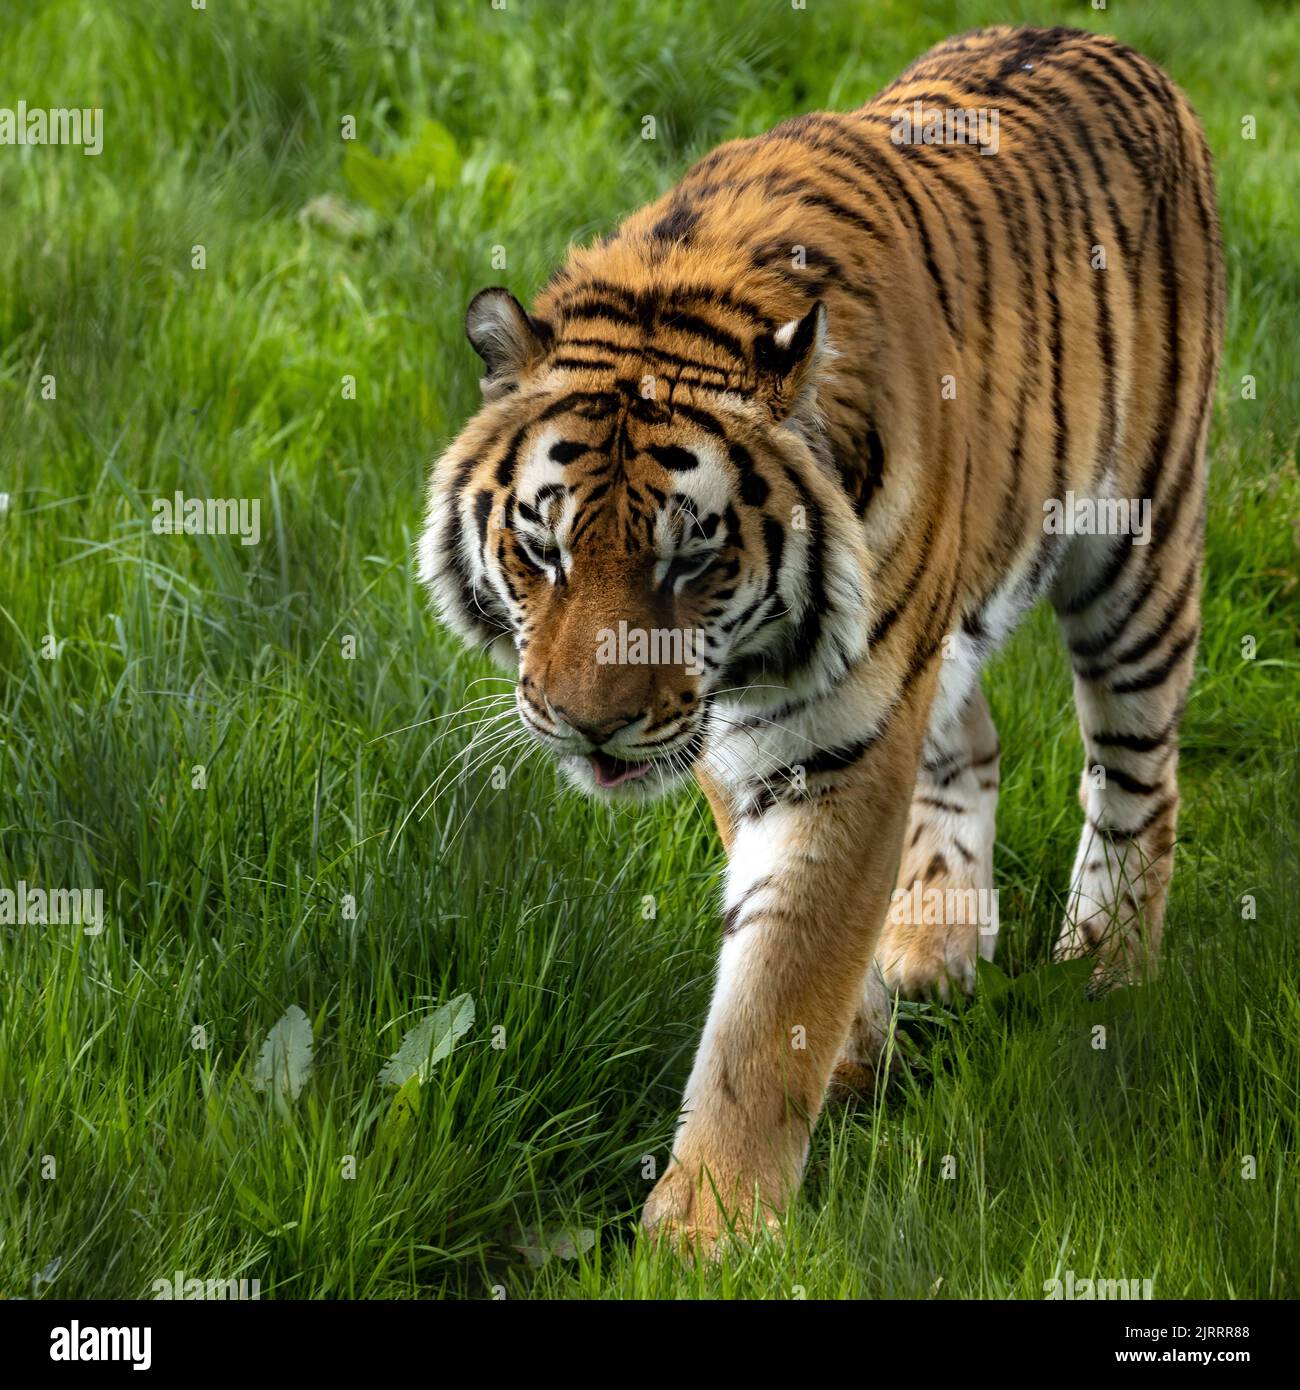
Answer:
[0,0,1296,1298]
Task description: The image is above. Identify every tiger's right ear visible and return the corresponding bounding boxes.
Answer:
[753,300,829,431]
[465,288,553,399]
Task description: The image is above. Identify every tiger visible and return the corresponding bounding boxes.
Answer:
[418,25,1225,1250]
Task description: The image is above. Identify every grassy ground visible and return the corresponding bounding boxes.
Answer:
[0,0,1296,1300]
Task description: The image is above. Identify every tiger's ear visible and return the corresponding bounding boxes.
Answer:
[754,301,829,429]
[465,287,553,398]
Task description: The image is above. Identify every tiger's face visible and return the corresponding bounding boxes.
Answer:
[419,287,870,801]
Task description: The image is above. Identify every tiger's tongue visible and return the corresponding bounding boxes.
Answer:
[590,752,652,788]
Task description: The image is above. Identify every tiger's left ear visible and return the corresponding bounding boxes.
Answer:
[754,301,829,428]
[465,287,554,399]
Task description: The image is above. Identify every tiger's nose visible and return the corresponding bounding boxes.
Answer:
[551,707,640,747]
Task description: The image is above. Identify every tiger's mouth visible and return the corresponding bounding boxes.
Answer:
[545,721,705,802]
[589,750,653,789]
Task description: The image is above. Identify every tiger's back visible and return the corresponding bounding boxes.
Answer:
[541,24,1223,680]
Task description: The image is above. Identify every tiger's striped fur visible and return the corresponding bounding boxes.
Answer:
[419,25,1224,1248]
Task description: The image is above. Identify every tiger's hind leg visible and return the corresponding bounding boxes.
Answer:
[1048,78,1220,983]
[1051,542,1201,984]
[831,685,1000,1093]
[874,684,1001,999]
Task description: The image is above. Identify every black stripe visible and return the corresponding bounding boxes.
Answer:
[1095,765,1162,797]
[671,400,728,438]
[760,516,785,597]
[473,489,492,549]
[538,390,622,422]
[861,428,886,513]
[553,277,776,332]
[777,465,829,675]
[494,426,528,487]
[749,238,849,293]
[800,731,881,776]
[769,116,899,216]
[550,355,616,371]
[554,335,737,383]
[869,522,934,648]
[648,444,699,471]
[559,298,639,327]
[1108,628,1197,695]
[796,188,882,241]
[667,311,748,365]
[1088,795,1175,842]
[739,728,885,817]
[1076,553,1199,674]
[1090,713,1180,754]
[650,203,700,245]
[730,442,770,507]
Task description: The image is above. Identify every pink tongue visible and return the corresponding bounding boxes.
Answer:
[591,754,652,788]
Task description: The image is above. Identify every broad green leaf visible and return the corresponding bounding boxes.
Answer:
[379,993,475,1088]
[252,1004,314,1103]
[508,1226,596,1268]
[390,119,461,195]
[342,119,462,215]
[378,1073,423,1145]
[342,143,405,216]
[975,955,1012,1000]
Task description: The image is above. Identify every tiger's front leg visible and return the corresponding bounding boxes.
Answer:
[644,708,925,1250]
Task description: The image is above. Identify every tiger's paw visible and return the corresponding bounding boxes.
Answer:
[1054,911,1153,991]
[875,917,983,1001]
[642,1162,781,1258]
[830,981,905,1102]
[828,1056,889,1102]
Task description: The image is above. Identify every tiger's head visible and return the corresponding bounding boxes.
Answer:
[418,283,870,801]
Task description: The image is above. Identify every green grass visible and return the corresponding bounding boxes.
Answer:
[0,0,1296,1300]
